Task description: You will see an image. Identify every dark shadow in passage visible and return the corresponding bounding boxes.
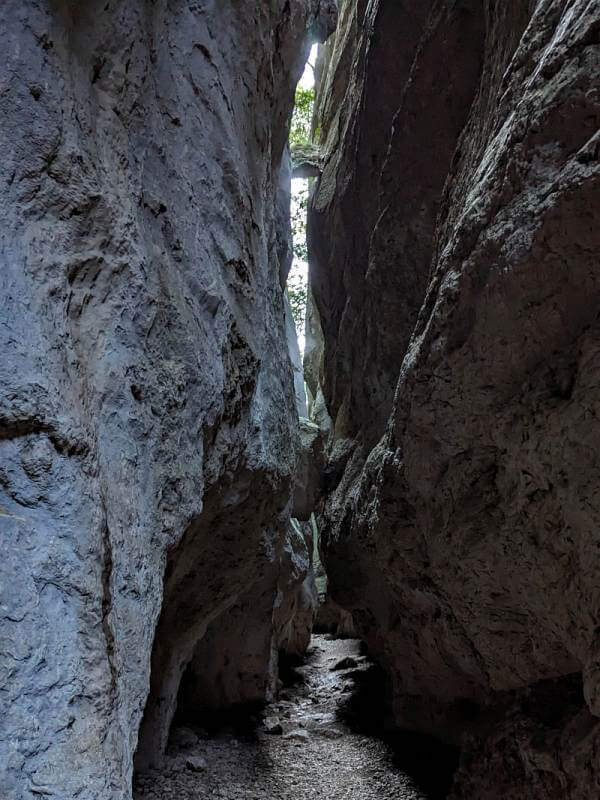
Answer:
[278,648,312,691]
[171,646,315,742]
[173,662,264,741]
[336,656,459,799]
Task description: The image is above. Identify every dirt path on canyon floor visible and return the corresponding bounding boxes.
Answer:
[134,635,457,800]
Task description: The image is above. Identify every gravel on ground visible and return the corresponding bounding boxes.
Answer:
[134,635,456,800]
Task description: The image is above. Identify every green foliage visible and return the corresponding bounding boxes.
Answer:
[291,182,309,262]
[287,262,308,333]
[286,86,315,338]
[289,86,315,148]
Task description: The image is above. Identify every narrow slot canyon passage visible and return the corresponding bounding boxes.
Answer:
[133,634,457,800]
[2,2,600,800]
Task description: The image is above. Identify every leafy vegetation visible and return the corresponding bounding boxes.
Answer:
[287,261,308,330]
[289,86,315,148]
[291,181,309,263]
[286,86,315,336]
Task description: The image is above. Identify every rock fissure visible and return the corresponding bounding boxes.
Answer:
[101,516,118,700]
[2,0,600,798]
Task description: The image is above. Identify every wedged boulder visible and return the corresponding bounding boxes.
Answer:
[311,513,355,638]
[309,0,600,794]
[0,3,335,798]
[282,569,320,656]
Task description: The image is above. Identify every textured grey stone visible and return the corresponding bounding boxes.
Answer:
[184,755,207,773]
[330,657,357,672]
[284,728,310,741]
[175,517,317,718]
[309,0,600,795]
[292,418,325,521]
[275,518,319,660]
[263,717,283,736]
[284,292,308,418]
[0,3,335,799]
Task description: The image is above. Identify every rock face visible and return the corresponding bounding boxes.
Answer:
[292,418,326,521]
[275,518,319,659]
[285,294,309,418]
[176,517,318,719]
[0,3,335,799]
[309,0,600,795]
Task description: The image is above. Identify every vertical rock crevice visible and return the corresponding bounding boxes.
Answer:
[101,515,118,701]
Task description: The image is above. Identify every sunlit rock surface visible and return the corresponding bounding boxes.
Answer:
[0,3,336,798]
[309,1,600,795]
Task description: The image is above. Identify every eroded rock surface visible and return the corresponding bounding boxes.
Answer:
[309,0,600,795]
[0,3,335,799]
[172,516,317,723]
[292,418,326,521]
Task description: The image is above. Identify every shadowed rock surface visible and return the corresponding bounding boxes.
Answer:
[0,3,335,798]
[309,0,600,796]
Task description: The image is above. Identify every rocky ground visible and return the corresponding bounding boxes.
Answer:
[134,635,457,800]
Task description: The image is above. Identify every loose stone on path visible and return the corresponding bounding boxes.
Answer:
[134,636,452,800]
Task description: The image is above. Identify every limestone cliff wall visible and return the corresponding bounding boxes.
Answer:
[309,0,600,795]
[0,3,334,799]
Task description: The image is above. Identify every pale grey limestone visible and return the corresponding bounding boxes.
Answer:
[0,2,336,798]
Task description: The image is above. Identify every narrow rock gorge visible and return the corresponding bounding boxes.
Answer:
[1,1,599,799]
